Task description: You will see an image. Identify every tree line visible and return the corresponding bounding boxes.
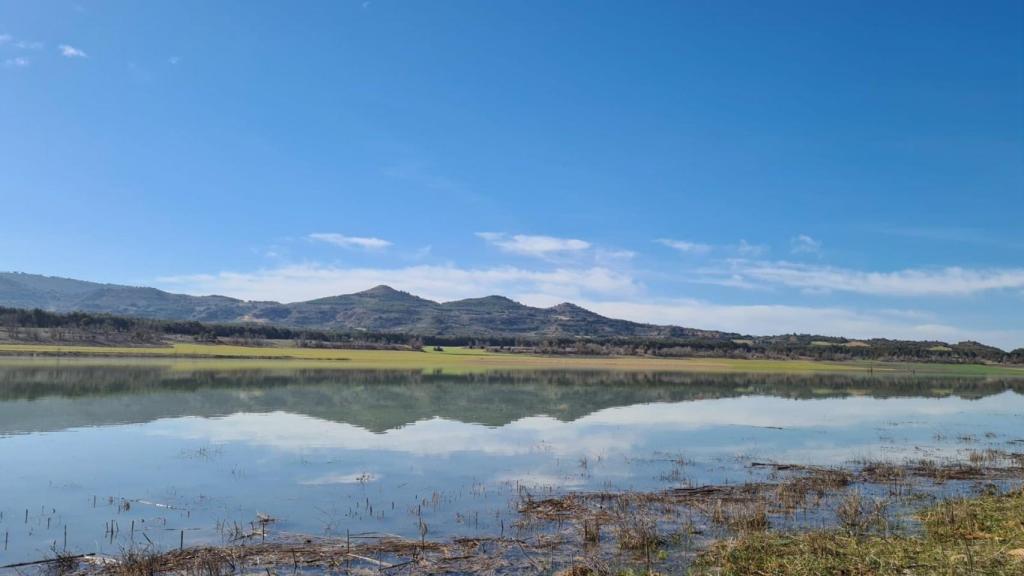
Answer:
[1,306,1021,364]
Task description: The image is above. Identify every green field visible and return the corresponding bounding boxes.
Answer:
[1,342,1023,376]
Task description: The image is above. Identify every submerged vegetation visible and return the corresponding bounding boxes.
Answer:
[691,488,1024,576]
[30,458,1023,576]
[2,364,1022,575]
[512,454,1024,575]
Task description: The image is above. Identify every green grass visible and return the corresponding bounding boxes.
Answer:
[0,342,1022,376]
[811,340,873,348]
[689,489,1024,576]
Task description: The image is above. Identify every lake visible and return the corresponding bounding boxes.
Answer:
[1,362,1022,570]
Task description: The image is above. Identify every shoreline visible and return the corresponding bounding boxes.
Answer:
[1,342,1023,376]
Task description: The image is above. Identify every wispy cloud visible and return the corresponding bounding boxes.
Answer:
[156,263,639,304]
[154,261,1023,349]
[0,34,43,50]
[737,239,768,257]
[595,248,636,264]
[477,233,591,258]
[168,56,180,65]
[790,234,822,255]
[3,57,29,68]
[308,233,392,250]
[703,261,1024,297]
[658,238,770,258]
[58,44,88,58]
[657,239,712,255]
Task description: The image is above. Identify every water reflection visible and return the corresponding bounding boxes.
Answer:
[1,363,1021,435]
[0,363,1021,565]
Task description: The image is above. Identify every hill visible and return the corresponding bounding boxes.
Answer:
[2,272,1019,364]
[0,272,726,339]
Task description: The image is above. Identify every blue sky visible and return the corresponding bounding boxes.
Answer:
[2,1,1023,349]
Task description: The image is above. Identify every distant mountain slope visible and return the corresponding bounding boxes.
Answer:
[0,272,257,323]
[0,272,727,339]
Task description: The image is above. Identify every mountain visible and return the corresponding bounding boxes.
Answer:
[0,273,257,323]
[0,272,728,339]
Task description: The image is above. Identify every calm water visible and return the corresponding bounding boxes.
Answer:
[0,362,1022,566]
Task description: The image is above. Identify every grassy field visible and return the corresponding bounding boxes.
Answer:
[690,489,1024,575]
[1,342,1023,376]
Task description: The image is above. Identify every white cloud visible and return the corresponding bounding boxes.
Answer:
[154,260,1024,348]
[477,233,591,258]
[691,273,767,291]
[0,35,43,50]
[3,57,29,68]
[595,248,636,264]
[168,56,180,65]
[657,238,772,258]
[308,233,392,250]
[148,394,1024,463]
[58,44,88,58]
[300,472,379,485]
[790,234,822,255]
[157,263,639,304]
[657,239,712,255]
[577,298,1024,350]
[706,261,1024,297]
[737,239,768,257]
[152,259,1024,348]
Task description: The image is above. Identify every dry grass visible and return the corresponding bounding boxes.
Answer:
[517,457,1024,574]
[611,499,663,552]
[74,534,562,576]
[859,455,1024,484]
[690,488,1024,576]
[55,457,1024,576]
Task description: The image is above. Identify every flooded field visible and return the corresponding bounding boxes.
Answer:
[1,363,1022,573]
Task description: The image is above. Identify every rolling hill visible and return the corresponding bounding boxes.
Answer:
[0,272,728,339]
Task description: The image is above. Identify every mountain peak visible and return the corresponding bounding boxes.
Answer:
[358,285,402,296]
[475,295,518,304]
[442,294,524,311]
[349,285,439,304]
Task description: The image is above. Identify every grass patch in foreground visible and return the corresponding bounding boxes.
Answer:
[690,488,1024,576]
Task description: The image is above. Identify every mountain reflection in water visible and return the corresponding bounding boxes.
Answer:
[1,363,1022,566]
[0,363,1021,435]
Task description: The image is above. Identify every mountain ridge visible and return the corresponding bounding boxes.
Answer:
[0,272,726,339]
